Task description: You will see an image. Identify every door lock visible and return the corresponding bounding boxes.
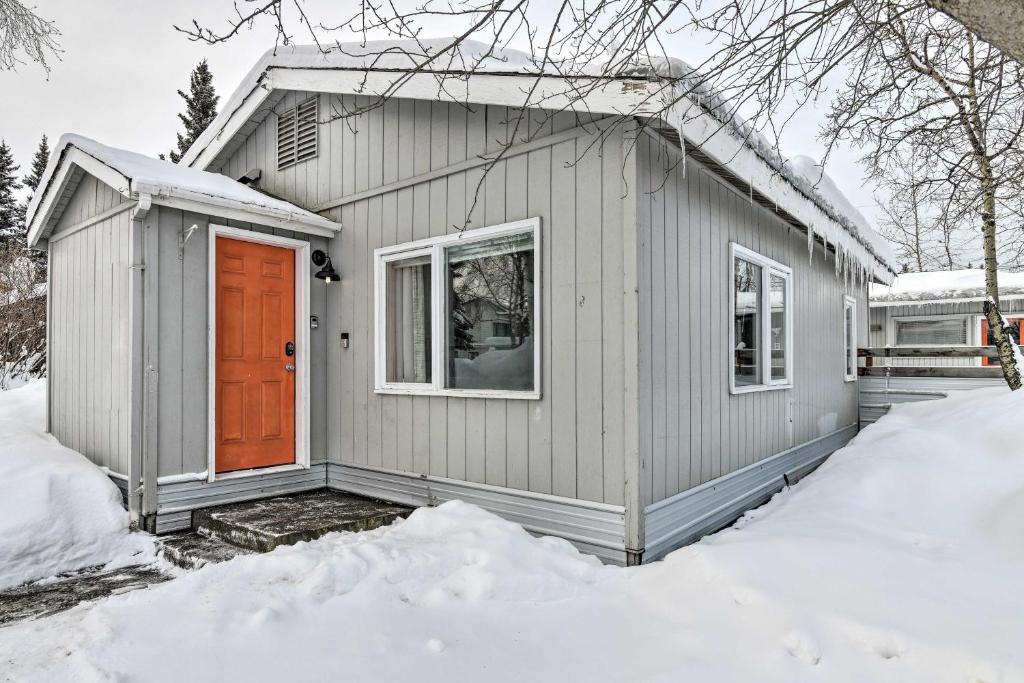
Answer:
[285,363,296,372]
[285,341,295,357]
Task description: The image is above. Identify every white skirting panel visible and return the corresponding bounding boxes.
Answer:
[328,463,629,565]
[643,425,857,562]
[152,463,329,532]
[858,376,1004,425]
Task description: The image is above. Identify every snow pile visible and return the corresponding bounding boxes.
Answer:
[0,382,154,590]
[4,387,1024,680]
[871,268,1024,303]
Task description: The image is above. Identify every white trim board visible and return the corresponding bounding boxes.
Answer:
[206,225,312,483]
[870,294,1024,308]
[843,295,857,382]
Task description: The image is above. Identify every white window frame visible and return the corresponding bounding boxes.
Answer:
[728,243,793,394]
[374,217,542,400]
[843,295,857,382]
[890,314,970,348]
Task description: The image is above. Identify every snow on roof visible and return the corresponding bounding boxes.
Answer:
[26,134,337,245]
[182,37,894,276]
[870,269,1024,304]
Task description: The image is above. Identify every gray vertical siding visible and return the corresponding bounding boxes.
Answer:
[238,102,637,506]
[635,132,866,508]
[49,178,133,474]
[53,174,125,231]
[147,207,331,477]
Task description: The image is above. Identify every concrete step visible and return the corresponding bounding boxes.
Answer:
[158,531,254,570]
[192,490,411,554]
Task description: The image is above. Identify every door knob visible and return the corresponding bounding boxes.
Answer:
[285,363,296,372]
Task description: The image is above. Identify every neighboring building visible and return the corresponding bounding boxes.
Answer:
[25,40,895,565]
[869,269,1024,367]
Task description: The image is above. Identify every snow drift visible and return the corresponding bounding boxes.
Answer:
[3,385,1024,681]
[0,381,154,590]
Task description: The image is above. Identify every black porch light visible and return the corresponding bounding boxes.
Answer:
[312,249,339,283]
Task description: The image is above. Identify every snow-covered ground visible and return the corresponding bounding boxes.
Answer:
[0,381,155,591]
[2,385,1023,681]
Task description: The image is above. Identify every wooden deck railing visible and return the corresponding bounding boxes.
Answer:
[857,347,1005,378]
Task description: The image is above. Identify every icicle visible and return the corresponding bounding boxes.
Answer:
[807,224,815,262]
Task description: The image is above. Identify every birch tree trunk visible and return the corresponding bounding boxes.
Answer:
[979,166,1022,390]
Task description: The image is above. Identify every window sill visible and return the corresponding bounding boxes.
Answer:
[843,376,857,383]
[375,386,542,401]
[729,382,792,395]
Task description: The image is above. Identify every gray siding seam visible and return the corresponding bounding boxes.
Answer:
[312,118,616,213]
[48,201,135,244]
[327,462,626,557]
[643,424,857,562]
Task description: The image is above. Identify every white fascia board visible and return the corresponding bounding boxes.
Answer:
[27,148,132,247]
[186,72,275,169]
[187,67,659,171]
[275,69,659,114]
[869,293,1024,308]
[143,188,339,238]
[664,100,895,281]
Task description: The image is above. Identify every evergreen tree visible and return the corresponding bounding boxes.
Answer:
[0,141,24,245]
[23,134,49,192]
[167,60,219,163]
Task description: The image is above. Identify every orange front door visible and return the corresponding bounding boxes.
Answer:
[215,236,296,473]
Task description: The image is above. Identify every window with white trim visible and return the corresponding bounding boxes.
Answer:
[730,243,792,392]
[375,219,540,398]
[894,317,968,346]
[843,295,857,381]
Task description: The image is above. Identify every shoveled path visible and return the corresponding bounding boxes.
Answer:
[1,490,412,626]
[0,564,171,626]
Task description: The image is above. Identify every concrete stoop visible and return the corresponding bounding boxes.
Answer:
[158,490,412,570]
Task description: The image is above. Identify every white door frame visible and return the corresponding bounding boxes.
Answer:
[207,224,311,482]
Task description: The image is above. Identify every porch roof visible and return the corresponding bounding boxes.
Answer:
[26,134,340,247]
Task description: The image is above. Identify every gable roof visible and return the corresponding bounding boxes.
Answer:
[181,38,895,282]
[869,269,1024,306]
[26,134,339,246]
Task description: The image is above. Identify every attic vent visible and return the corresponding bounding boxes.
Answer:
[277,97,318,170]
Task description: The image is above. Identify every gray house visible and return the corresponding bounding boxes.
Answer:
[869,269,1024,367]
[25,40,894,564]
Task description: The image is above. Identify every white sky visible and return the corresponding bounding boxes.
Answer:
[0,0,886,226]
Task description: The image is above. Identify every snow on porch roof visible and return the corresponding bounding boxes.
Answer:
[870,268,1024,306]
[26,134,339,247]
[181,37,895,280]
